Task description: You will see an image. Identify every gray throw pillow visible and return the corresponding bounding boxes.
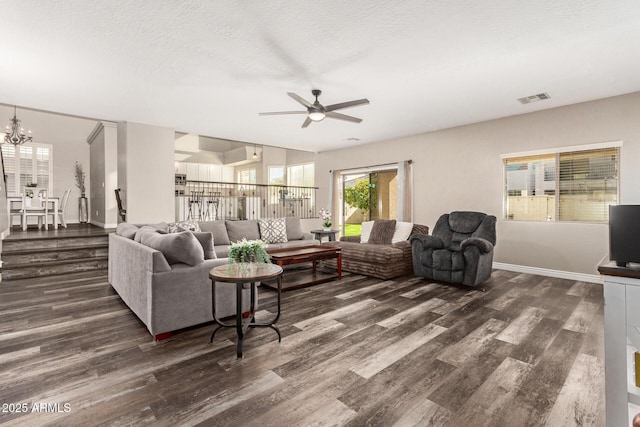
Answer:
[368,219,397,245]
[134,225,164,243]
[226,220,260,242]
[285,217,304,241]
[198,220,230,246]
[192,231,216,259]
[140,231,205,266]
[116,223,139,239]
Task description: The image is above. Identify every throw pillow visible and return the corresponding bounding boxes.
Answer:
[192,231,216,259]
[134,225,163,243]
[198,220,230,246]
[410,224,429,237]
[368,219,397,245]
[167,220,201,233]
[226,220,260,242]
[360,221,374,243]
[285,217,304,241]
[140,231,205,266]
[116,223,138,239]
[259,218,288,243]
[391,221,414,244]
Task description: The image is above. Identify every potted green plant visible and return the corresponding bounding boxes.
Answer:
[228,238,270,272]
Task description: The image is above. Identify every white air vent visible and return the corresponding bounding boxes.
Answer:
[518,92,551,104]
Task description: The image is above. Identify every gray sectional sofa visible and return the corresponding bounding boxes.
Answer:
[108,218,318,340]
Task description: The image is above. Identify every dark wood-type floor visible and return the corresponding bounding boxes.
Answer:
[0,264,604,426]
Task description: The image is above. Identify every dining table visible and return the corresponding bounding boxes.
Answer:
[7,192,60,230]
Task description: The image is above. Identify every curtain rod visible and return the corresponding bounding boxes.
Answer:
[329,159,412,174]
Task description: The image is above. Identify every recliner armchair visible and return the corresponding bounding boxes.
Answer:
[410,211,496,287]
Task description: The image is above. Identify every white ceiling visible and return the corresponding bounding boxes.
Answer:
[1,1,639,153]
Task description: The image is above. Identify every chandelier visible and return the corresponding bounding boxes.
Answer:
[4,106,33,145]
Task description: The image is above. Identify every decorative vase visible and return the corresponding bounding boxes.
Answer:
[25,197,32,208]
[79,196,88,223]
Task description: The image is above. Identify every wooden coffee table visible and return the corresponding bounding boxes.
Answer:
[264,245,342,291]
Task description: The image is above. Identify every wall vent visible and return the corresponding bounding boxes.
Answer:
[518,92,551,104]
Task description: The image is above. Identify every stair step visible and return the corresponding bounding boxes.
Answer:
[2,235,109,252]
[2,245,109,266]
[1,257,109,280]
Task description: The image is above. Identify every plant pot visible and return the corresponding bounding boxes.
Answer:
[25,198,32,208]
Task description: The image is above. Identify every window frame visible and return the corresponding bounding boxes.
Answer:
[2,142,54,196]
[502,141,621,223]
[287,162,314,187]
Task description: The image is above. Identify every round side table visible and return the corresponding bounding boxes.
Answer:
[209,263,283,358]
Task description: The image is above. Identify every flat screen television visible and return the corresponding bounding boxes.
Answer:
[609,205,640,267]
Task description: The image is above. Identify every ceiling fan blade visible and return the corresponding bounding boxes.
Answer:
[287,92,312,108]
[259,111,307,116]
[325,111,363,123]
[301,117,313,128]
[324,98,369,112]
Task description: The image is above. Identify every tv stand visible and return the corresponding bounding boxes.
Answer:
[598,261,640,426]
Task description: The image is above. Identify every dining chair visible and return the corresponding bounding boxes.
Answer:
[22,189,50,231]
[8,195,25,229]
[55,188,71,228]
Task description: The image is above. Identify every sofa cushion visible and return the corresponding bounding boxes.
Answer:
[369,219,397,244]
[193,232,216,259]
[226,220,260,243]
[360,221,374,243]
[391,221,414,244]
[198,220,230,246]
[259,218,288,243]
[116,223,139,239]
[140,231,205,266]
[168,220,201,233]
[285,217,304,240]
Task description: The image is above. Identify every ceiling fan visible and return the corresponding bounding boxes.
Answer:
[259,89,369,128]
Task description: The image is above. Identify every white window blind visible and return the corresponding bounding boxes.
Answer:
[504,146,619,222]
[1,143,53,195]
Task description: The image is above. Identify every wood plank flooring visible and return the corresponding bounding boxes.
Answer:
[0,268,604,426]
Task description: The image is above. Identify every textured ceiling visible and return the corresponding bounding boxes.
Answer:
[1,0,639,152]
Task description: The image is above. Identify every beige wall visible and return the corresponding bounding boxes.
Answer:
[315,92,640,276]
[117,122,175,223]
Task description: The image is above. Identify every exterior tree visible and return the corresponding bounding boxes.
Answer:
[344,178,371,220]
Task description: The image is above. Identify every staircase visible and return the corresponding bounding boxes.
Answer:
[1,227,110,281]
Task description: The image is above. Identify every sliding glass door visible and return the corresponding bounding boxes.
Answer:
[341,168,398,236]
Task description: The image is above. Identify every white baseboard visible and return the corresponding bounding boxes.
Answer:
[90,220,117,229]
[493,262,602,284]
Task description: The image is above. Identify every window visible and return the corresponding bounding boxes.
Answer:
[503,144,619,222]
[237,168,256,184]
[2,143,53,195]
[287,163,314,187]
[268,166,285,185]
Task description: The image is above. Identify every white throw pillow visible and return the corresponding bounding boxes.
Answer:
[360,221,374,243]
[391,221,414,244]
[258,218,288,243]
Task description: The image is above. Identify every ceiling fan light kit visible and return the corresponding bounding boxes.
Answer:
[260,89,369,128]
